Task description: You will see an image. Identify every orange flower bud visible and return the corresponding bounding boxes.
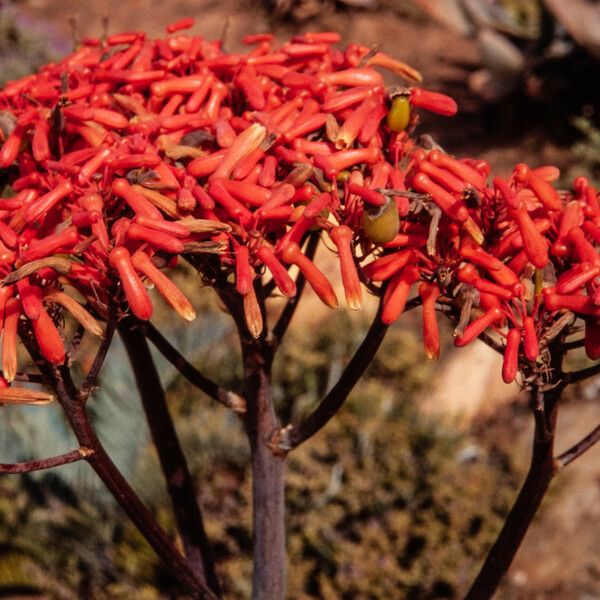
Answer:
[279,242,338,309]
[131,251,195,321]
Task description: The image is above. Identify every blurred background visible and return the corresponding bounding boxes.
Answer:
[1,0,600,598]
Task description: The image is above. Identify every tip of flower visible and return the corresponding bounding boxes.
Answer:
[324,294,339,310]
[173,303,197,321]
[179,306,197,322]
[425,347,440,360]
[347,296,362,311]
[2,364,16,383]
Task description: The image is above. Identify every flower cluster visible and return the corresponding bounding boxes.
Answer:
[0,18,598,393]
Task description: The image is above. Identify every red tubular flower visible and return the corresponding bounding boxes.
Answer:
[256,244,296,298]
[221,180,271,206]
[552,200,582,256]
[457,264,513,300]
[412,173,483,243]
[363,249,415,282]
[257,183,295,215]
[510,204,549,269]
[235,245,253,296]
[0,286,13,331]
[419,281,440,359]
[581,221,600,245]
[17,280,44,320]
[459,242,520,287]
[24,180,73,224]
[78,145,112,184]
[330,225,362,310]
[31,308,65,365]
[320,68,384,87]
[418,161,466,194]
[542,287,600,316]
[347,183,386,207]
[522,316,539,362]
[109,247,153,320]
[455,307,503,347]
[321,87,374,112]
[2,298,21,382]
[210,124,267,181]
[381,265,420,325]
[567,227,600,267]
[279,242,338,309]
[335,97,380,149]
[215,118,236,148]
[237,68,266,110]
[584,185,600,216]
[208,181,253,224]
[283,113,327,143]
[126,222,185,254]
[514,164,562,211]
[314,146,381,179]
[32,117,50,163]
[21,226,79,263]
[131,251,196,321]
[63,106,129,130]
[409,88,457,116]
[502,328,521,384]
[184,72,214,113]
[556,263,599,294]
[151,74,206,97]
[0,124,26,168]
[428,150,486,190]
[166,17,196,33]
[111,178,163,220]
[134,215,189,238]
[259,156,277,188]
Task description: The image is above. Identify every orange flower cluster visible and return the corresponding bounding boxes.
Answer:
[0,20,597,389]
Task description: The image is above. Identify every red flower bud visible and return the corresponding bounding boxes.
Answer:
[381,265,420,325]
[455,307,503,347]
[502,328,521,383]
[279,242,338,309]
[131,252,196,321]
[419,281,440,359]
[109,247,153,320]
[522,316,539,362]
[2,298,21,381]
[31,308,65,365]
[409,88,457,116]
[330,225,362,310]
[256,244,297,298]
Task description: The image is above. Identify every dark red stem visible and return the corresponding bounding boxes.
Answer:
[120,322,221,596]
